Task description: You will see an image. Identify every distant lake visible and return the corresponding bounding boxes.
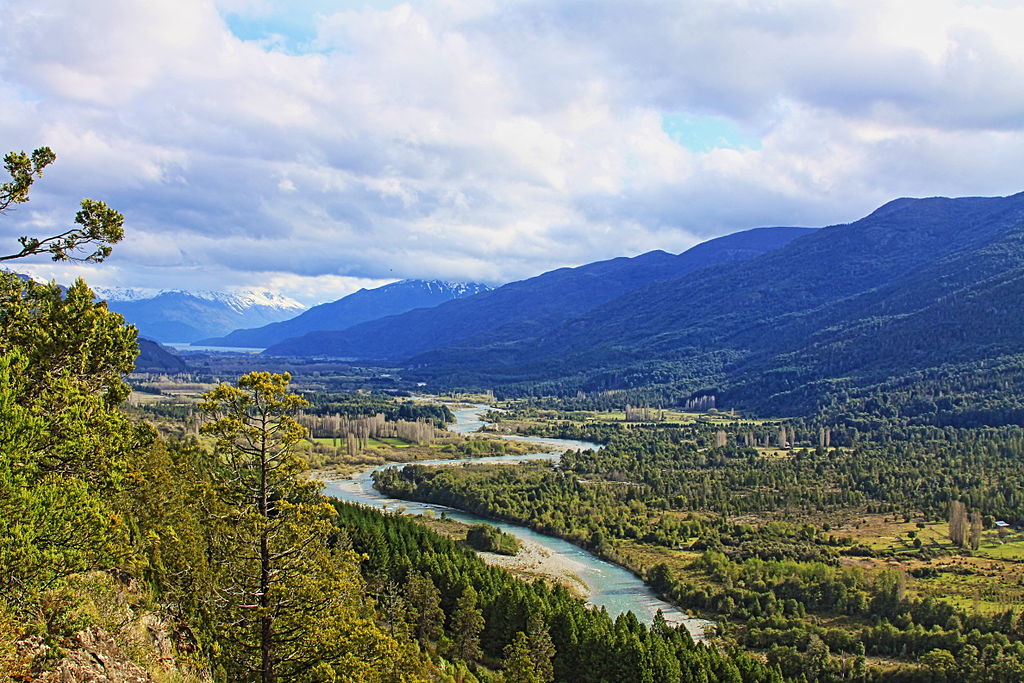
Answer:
[165,343,264,354]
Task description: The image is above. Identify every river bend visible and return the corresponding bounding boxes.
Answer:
[321,404,712,639]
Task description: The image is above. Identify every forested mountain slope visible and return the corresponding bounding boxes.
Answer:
[263,226,814,359]
[413,193,1024,415]
[135,337,188,372]
[200,279,489,348]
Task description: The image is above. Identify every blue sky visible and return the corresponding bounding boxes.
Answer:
[3,0,1024,305]
[660,114,762,153]
[221,0,407,53]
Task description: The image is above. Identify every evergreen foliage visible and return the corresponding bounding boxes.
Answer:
[331,500,785,682]
[465,524,521,556]
[1,148,124,263]
[374,402,1024,681]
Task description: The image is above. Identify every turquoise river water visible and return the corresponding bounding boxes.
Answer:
[321,404,713,640]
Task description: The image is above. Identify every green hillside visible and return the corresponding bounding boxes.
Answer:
[409,193,1024,422]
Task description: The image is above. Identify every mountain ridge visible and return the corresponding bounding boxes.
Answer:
[103,290,306,343]
[96,286,305,312]
[199,279,491,348]
[409,192,1024,415]
[263,226,815,359]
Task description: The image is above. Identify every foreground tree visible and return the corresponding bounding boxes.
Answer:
[199,372,424,682]
[0,274,143,613]
[0,275,137,405]
[1,147,124,263]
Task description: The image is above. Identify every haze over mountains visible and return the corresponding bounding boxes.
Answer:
[98,288,305,343]
[199,280,491,348]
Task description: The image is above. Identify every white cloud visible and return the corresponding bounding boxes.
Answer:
[2,0,1023,304]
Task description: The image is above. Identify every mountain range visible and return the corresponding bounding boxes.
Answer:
[258,192,1024,419]
[263,227,814,359]
[97,288,306,343]
[198,280,491,348]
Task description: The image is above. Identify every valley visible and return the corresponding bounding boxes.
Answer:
[320,402,713,639]
[373,397,1024,680]
[120,369,1024,680]
[7,192,1024,681]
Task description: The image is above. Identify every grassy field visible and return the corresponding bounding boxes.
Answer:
[612,515,1024,617]
[829,514,1024,613]
[429,391,497,405]
[483,404,781,438]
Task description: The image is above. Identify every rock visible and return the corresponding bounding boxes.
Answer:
[34,627,153,682]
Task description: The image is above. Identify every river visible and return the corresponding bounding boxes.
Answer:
[321,403,713,640]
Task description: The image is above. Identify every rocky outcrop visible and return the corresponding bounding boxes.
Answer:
[28,627,154,682]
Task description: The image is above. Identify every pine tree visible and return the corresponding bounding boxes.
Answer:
[200,372,415,681]
[503,631,542,683]
[526,613,556,683]
[0,275,141,612]
[404,570,445,644]
[450,585,485,663]
[1,147,124,263]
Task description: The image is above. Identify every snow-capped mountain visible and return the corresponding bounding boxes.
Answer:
[96,287,304,311]
[97,288,307,343]
[417,281,486,297]
[198,279,491,348]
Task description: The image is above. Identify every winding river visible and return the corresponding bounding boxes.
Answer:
[321,404,712,640]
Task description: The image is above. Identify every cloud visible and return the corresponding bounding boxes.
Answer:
[2,0,1023,305]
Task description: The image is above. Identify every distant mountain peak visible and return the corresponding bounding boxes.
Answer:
[196,278,492,349]
[95,287,305,311]
[97,287,308,343]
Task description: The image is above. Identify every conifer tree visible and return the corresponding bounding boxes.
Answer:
[503,631,542,683]
[0,274,141,613]
[526,612,556,683]
[1,147,124,263]
[404,570,445,644]
[200,372,417,682]
[450,585,485,663]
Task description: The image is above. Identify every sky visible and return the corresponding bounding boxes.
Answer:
[3,0,1024,306]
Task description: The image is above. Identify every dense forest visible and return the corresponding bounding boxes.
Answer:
[375,402,1024,681]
